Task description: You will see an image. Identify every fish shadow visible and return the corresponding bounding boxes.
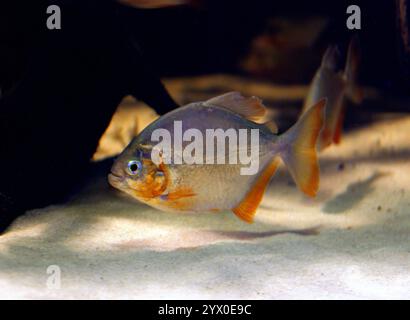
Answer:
[207,226,321,240]
[322,171,390,214]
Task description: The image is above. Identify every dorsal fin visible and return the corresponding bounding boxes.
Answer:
[264,120,279,134]
[232,159,280,223]
[204,92,267,121]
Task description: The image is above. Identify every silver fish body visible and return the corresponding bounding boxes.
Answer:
[111,102,280,212]
[109,92,325,222]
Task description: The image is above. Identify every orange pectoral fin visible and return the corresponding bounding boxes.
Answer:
[159,187,197,211]
[232,159,280,223]
[162,187,196,201]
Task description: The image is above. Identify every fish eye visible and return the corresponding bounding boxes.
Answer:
[127,160,142,175]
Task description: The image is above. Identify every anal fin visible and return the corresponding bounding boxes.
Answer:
[232,159,279,223]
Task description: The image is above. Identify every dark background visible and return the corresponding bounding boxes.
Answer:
[0,0,408,96]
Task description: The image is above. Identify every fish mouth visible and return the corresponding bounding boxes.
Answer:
[108,172,125,189]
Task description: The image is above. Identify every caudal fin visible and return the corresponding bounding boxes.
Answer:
[279,99,326,197]
[345,35,363,104]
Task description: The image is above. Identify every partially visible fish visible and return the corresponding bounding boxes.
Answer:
[109,92,326,223]
[302,36,362,150]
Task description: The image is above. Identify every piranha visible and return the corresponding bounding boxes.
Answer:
[302,36,362,150]
[109,92,326,223]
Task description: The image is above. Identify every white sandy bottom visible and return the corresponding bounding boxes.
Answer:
[1,114,410,299]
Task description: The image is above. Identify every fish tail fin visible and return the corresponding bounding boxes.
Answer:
[332,106,345,144]
[321,45,341,71]
[344,35,363,104]
[279,99,326,197]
